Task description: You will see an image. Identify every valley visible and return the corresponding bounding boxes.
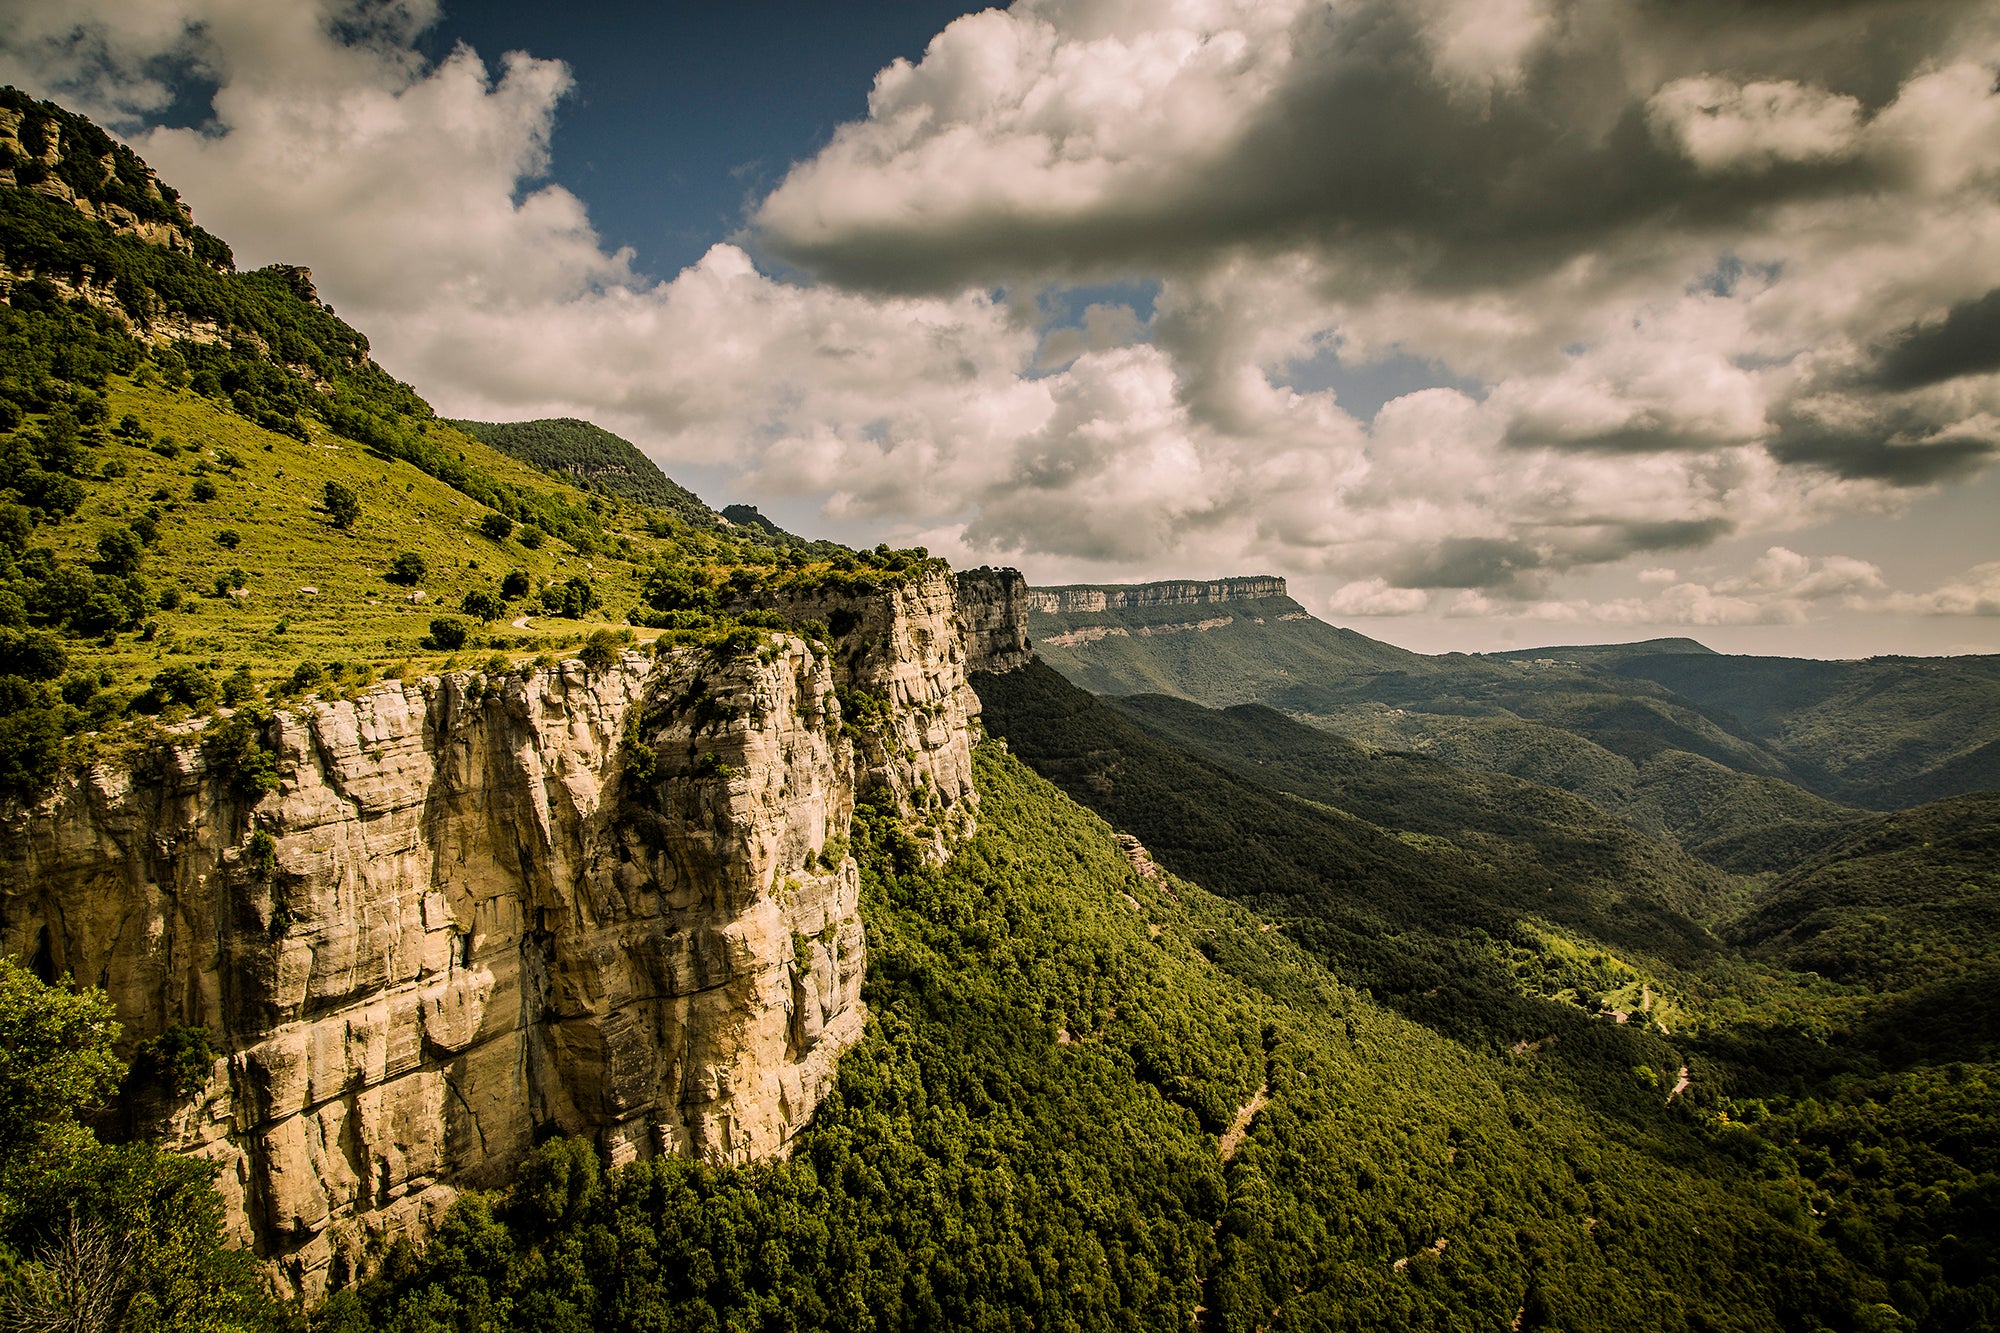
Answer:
[0,86,1993,1333]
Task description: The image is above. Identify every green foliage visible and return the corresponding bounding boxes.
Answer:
[536,575,597,619]
[425,617,468,651]
[577,628,625,670]
[322,480,359,530]
[458,589,503,623]
[137,663,216,714]
[448,417,717,523]
[386,551,427,586]
[320,748,1871,1333]
[129,1023,215,1098]
[477,511,513,541]
[201,707,279,802]
[0,950,287,1331]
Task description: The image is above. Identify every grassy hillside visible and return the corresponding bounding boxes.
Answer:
[447,417,717,527]
[976,662,1727,1080]
[319,744,1887,1333]
[1104,691,1742,926]
[0,100,942,804]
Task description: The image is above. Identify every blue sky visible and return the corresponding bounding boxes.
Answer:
[4,0,1998,656]
[415,2,984,284]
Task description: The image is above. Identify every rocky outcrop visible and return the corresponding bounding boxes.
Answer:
[955,568,1035,674]
[0,565,1033,1296]
[1026,576,1286,614]
[0,101,198,256]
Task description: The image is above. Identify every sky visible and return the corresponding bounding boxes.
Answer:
[4,1,1999,658]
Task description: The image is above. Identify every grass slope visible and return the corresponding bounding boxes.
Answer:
[447,417,716,526]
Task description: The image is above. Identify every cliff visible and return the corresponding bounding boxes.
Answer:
[0,565,1029,1296]
[1026,576,1286,614]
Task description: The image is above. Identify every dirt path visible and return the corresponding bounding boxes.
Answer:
[509,615,532,629]
[1668,1064,1691,1102]
[1219,1082,1271,1163]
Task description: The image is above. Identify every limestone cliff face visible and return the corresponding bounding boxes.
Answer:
[0,567,1031,1295]
[1026,576,1287,614]
[955,568,1035,674]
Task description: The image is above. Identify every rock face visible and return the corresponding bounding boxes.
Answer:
[1026,576,1287,614]
[0,566,1030,1295]
[956,568,1036,675]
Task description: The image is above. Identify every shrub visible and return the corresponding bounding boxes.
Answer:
[201,708,278,801]
[426,617,468,651]
[517,524,545,549]
[386,551,427,585]
[478,511,514,541]
[214,529,241,550]
[189,477,217,502]
[500,569,531,600]
[130,1025,216,1098]
[94,527,143,574]
[136,665,216,714]
[322,480,359,529]
[460,589,504,623]
[579,629,624,670]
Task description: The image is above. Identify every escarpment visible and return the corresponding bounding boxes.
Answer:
[1026,576,1286,614]
[0,565,1030,1295]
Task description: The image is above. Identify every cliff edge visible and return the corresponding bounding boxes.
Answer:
[0,564,1030,1294]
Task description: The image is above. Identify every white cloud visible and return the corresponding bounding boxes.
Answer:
[2,0,1996,652]
[1647,77,1863,174]
[1327,580,1430,617]
[1886,563,2000,617]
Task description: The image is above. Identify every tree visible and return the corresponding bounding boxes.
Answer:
[426,617,468,651]
[460,589,504,623]
[322,480,360,530]
[0,960,284,1331]
[500,569,531,600]
[386,551,427,586]
[478,511,514,541]
[189,476,217,502]
[94,527,143,575]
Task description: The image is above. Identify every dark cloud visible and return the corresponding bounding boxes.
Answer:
[757,0,1967,296]
[1393,537,1547,591]
[1865,287,2000,391]
[1767,410,1999,485]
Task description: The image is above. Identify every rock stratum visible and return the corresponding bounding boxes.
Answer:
[1026,576,1286,614]
[0,565,1030,1294]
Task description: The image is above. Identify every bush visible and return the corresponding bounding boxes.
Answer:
[479,511,514,541]
[136,665,216,714]
[517,524,545,549]
[189,477,217,502]
[214,529,241,550]
[500,569,531,600]
[538,575,598,620]
[426,617,468,651]
[579,629,624,670]
[386,551,427,585]
[201,708,278,801]
[460,589,504,623]
[322,480,359,529]
[94,526,143,575]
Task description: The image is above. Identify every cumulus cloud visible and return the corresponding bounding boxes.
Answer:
[1885,563,2000,617]
[1449,548,1891,628]
[2,0,1997,642]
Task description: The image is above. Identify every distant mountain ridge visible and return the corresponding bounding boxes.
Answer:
[1028,575,1287,612]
